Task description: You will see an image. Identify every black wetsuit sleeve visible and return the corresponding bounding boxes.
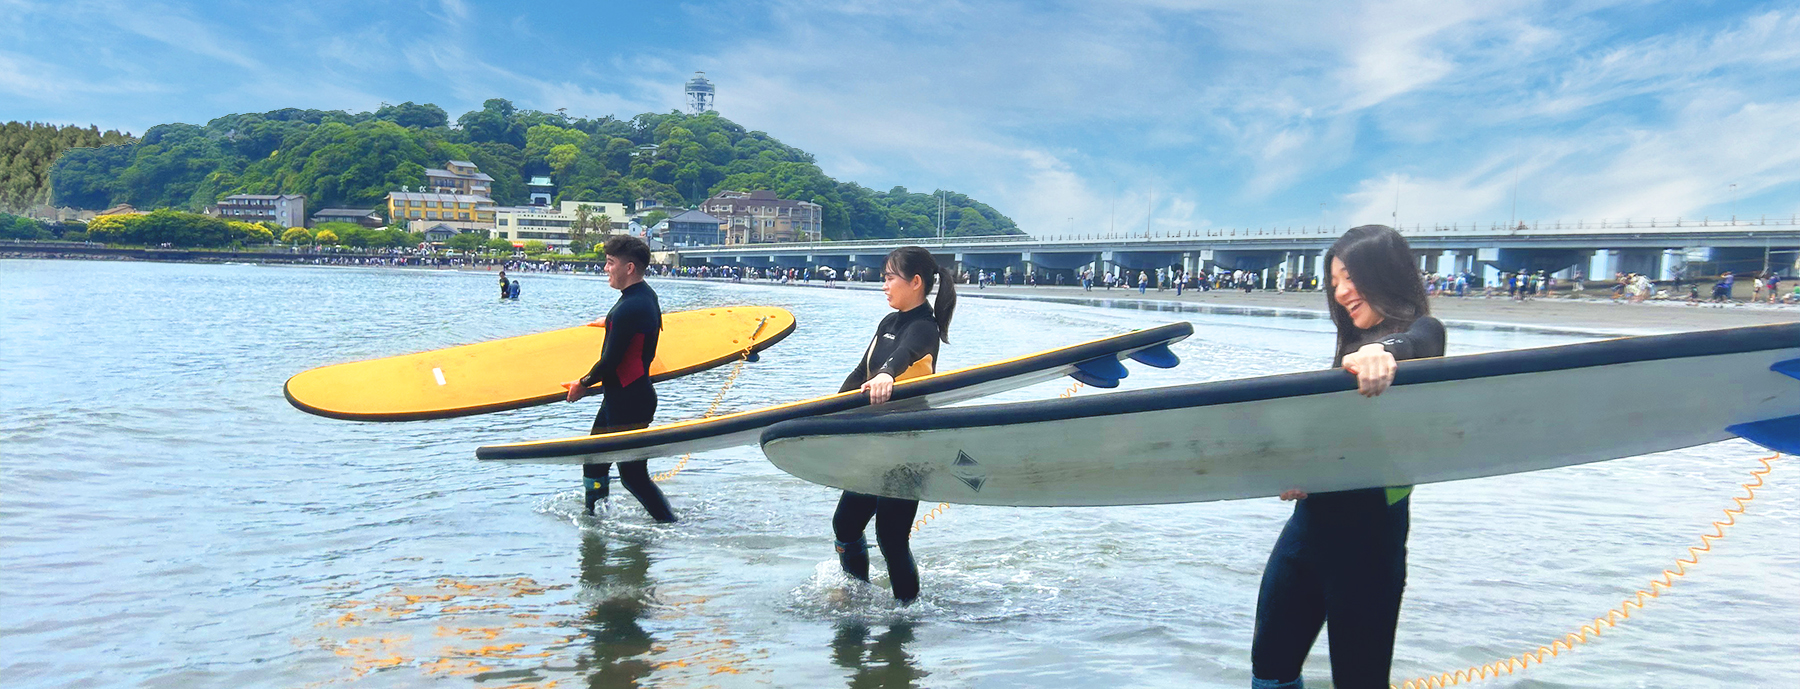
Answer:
[875,320,941,379]
[582,296,654,387]
[1375,316,1446,362]
[839,321,883,394]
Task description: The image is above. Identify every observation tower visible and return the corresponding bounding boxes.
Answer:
[686,72,715,114]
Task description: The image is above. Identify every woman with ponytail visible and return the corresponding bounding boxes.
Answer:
[830,246,956,604]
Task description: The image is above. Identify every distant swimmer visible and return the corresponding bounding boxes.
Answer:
[500,275,511,300]
[1250,224,1445,689]
[509,278,521,300]
[564,235,676,522]
[831,246,957,605]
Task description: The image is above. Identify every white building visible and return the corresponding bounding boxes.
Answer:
[494,200,630,248]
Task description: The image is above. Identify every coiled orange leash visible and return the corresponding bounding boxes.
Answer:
[652,325,763,483]
[912,379,1089,533]
[1394,452,1782,689]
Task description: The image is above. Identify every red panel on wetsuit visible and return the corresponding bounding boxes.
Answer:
[617,333,647,387]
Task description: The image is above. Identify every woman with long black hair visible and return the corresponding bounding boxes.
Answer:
[832,246,957,605]
[1250,225,1445,689]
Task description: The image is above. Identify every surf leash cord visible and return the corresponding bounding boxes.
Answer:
[651,319,768,483]
[1393,451,1782,689]
[912,379,1088,533]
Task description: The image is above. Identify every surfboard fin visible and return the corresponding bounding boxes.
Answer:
[1127,344,1180,369]
[1070,356,1128,388]
[1771,357,1800,381]
[1727,359,1800,453]
[746,351,761,363]
[1728,414,1800,455]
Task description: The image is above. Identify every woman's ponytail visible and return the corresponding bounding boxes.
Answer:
[934,265,957,342]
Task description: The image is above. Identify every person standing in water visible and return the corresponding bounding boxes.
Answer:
[833,246,957,605]
[1250,224,1445,689]
[564,235,676,522]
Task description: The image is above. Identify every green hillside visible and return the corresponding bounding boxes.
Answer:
[39,100,1019,239]
[1,122,137,211]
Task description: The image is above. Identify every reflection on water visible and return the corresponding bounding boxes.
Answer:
[575,531,657,688]
[832,621,927,689]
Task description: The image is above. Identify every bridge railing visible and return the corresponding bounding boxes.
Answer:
[675,215,1800,253]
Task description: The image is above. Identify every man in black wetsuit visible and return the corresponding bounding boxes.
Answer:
[564,235,675,522]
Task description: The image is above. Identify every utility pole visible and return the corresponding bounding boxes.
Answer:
[1392,190,1400,230]
[1147,184,1153,239]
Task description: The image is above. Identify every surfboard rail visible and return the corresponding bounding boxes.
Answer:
[475,321,1195,464]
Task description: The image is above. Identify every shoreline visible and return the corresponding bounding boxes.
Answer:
[11,250,1796,334]
[650,276,1800,336]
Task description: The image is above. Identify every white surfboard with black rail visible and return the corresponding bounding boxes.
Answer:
[759,323,1800,507]
[476,322,1193,465]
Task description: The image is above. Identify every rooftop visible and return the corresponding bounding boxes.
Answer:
[388,191,494,204]
[223,194,304,201]
[425,169,495,182]
[668,210,723,224]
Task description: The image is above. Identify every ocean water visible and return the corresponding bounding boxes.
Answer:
[1,259,1794,688]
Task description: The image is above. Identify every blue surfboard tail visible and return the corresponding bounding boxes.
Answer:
[1772,357,1800,381]
[1071,356,1128,388]
[1728,358,1800,454]
[1728,414,1800,455]
[1128,344,1181,369]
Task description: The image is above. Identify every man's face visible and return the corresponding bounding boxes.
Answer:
[605,255,634,289]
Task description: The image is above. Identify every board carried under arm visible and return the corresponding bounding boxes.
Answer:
[759,322,1800,507]
[475,321,1194,465]
[284,307,797,422]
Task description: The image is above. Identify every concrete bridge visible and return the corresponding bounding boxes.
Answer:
[669,216,1800,284]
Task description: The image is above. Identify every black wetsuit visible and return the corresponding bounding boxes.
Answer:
[580,281,675,522]
[833,303,940,603]
[1251,315,1445,689]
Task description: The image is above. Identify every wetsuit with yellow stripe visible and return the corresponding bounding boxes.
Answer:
[1251,315,1445,689]
[833,302,939,604]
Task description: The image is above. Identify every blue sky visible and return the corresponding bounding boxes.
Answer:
[5,0,1797,234]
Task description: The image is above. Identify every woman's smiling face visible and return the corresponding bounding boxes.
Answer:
[1332,257,1385,330]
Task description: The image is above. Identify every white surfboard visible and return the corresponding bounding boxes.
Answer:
[476,322,1193,465]
[759,323,1800,507]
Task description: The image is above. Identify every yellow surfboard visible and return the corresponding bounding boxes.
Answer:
[285,307,797,422]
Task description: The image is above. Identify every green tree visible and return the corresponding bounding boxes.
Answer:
[314,228,339,245]
[1,121,137,211]
[485,237,514,252]
[373,102,449,129]
[0,213,47,239]
[281,226,312,244]
[226,220,274,244]
[447,232,483,252]
[522,239,548,254]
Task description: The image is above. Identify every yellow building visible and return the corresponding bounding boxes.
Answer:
[386,191,496,234]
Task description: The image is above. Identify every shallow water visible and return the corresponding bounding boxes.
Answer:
[1,259,1795,688]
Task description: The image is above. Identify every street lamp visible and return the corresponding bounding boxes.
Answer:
[1730,182,1738,225]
